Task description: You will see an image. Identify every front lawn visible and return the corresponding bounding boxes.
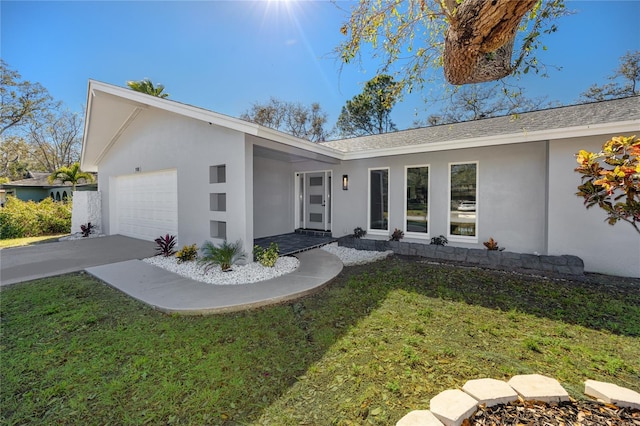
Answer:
[1,258,639,425]
[0,234,68,249]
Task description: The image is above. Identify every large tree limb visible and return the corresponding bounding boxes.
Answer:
[443,0,537,85]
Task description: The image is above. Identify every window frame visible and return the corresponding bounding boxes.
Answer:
[367,167,390,235]
[404,164,430,239]
[447,161,479,243]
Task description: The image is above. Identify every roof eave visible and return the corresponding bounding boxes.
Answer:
[341,119,640,160]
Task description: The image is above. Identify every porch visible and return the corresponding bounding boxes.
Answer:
[254,229,336,256]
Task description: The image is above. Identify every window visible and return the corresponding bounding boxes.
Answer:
[210,193,226,211]
[368,168,389,232]
[449,162,478,239]
[210,220,227,239]
[405,166,429,235]
[209,164,226,183]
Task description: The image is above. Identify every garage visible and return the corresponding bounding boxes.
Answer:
[113,169,178,241]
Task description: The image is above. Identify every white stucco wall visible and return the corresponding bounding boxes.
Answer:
[97,108,253,252]
[71,191,102,234]
[253,155,294,238]
[548,134,640,277]
[328,142,548,255]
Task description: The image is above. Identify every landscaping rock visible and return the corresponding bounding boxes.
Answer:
[462,378,519,407]
[585,379,640,409]
[430,389,478,426]
[507,374,570,403]
[396,410,444,426]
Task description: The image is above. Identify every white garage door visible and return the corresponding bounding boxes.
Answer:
[114,169,178,241]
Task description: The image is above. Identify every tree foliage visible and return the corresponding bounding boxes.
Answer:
[48,162,94,192]
[580,50,640,102]
[1,136,31,181]
[29,109,83,173]
[575,135,640,235]
[337,0,565,90]
[240,97,330,142]
[1,60,57,137]
[421,84,551,126]
[126,78,169,98]
[336,74,399,137]
[1,61,84,180]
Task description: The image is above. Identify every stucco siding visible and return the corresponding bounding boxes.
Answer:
[97,108,251,250]
[548,134,640,277]
[253,155,294,238]
[329,142,548,255]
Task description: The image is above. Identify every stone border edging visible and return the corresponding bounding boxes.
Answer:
[338,238,584,276]
[396,374,640,426]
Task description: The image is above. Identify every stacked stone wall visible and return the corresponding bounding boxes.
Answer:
[338,237,584,276]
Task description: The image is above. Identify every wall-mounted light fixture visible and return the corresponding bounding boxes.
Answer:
[342,174,349,190]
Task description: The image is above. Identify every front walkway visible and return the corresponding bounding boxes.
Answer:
[254,231,336,256]
[86,248,343,315]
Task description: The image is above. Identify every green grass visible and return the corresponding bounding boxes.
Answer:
[1,258,639,425]
[0,234,68,249]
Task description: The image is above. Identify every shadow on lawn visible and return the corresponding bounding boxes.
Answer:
[325,256,640,338]
[2,258,638,425]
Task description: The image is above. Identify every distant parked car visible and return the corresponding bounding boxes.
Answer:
[458,200,476,211]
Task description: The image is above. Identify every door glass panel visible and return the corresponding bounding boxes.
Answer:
[309,177,323,186]
[309,213,322,222]
[310,195,323,204]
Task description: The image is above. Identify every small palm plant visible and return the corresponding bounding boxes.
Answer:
[48,162,94,192]
[199,240,246,272]
[126,78,169,98]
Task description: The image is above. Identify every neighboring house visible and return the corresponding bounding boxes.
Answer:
[81,81,640,277]
[0,171,97,204]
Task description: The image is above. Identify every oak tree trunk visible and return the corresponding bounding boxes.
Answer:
[443,0,537,85]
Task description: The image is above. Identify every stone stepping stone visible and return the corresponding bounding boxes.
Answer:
[396,409,444,426]
[430,389,478,426]
[462,378,519,406]
[508,374,569,403]
[585,379,640,409]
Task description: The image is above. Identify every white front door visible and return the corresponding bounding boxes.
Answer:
[297,171,331,231]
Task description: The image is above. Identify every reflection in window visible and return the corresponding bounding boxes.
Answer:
[369,168,389,231]
[406,166,429,234]
[449,163,477,237]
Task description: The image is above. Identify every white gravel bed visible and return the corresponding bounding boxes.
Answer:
[321,242,393,266]
[142,255,300,285]
[142,242,392,285]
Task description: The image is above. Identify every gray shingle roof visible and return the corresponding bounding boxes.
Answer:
[321,96,640,153]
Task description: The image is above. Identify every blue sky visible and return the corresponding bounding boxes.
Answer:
[2,0,639,132]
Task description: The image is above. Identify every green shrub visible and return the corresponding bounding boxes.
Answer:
[0,197,71,239]
[176,244,198,263]
[198,240,246,272]
[253,242,279,267]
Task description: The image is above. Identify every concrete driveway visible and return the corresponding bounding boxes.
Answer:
[0,235,156,286]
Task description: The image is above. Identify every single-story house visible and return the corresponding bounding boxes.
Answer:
[81,80,640,277]
[0,171,97,204]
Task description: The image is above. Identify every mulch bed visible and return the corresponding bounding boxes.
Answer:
[468,399,640,425]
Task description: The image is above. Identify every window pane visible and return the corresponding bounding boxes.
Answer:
[370,169,388,230]
[450,163,477,237]
[406,167,428,233]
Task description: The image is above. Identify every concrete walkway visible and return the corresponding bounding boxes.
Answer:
[1,235,343,315]
[0,235,156,286]
[86,248,343,315]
